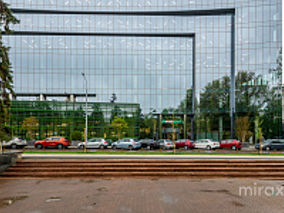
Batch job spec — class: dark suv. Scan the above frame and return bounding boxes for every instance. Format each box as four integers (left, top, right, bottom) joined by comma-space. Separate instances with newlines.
255, 139, 284, 151
138, 139, 158, 150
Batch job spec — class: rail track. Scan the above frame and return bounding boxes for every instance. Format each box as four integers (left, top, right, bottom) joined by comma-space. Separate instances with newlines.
1, 159, 284, 179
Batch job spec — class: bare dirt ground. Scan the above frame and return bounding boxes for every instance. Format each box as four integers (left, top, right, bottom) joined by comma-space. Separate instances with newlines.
0, 178, 284, 213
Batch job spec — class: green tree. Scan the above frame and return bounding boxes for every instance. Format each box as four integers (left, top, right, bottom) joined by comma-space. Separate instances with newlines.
71, 130, 82, 141
110, 93, 117, 103
73, 106, 85, 132
235, 116, 251, 142
0, 1, 20, 141
22, 116, 39, 140
177, 88, 197, 113
110, 105, 122, 122
111, 116, 128, 139
261, 49, 282, 138
89, 104, 105, 137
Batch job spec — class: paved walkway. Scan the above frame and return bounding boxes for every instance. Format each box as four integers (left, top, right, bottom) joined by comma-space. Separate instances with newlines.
0, 178, 284, 213
21, 153, 284, 160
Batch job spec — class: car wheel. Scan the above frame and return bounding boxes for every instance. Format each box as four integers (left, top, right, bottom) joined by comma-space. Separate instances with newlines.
231, 146, 236, 150
266, 146, 271, 151
79, 145, 84, 150
129, 145, 134, 150
11, 144, 17, 149
36, 144, 43, 149
57, 144, 63, 149
100, 145, 104, 150
206, 145, 211, 150
162, 146, 166, 150
112, 145, 117, 150
184, 146, 188, 150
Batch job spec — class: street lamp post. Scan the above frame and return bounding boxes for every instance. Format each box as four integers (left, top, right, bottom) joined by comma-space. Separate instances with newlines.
81, 72, 88, 153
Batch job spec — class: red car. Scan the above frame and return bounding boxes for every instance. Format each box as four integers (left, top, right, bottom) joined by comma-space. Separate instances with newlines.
175, 139, 195, 150
220, 139, 242, 150
34, 137, 70, 149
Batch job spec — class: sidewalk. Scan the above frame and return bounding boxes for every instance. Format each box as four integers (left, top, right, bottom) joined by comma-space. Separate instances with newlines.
21, 153, 284, 160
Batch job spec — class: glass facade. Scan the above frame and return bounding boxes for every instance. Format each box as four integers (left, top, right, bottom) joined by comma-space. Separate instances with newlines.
3, 0, 282, 140
10, 100, 140, 139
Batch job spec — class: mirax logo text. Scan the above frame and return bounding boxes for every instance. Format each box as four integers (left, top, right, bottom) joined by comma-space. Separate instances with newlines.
239, 182, 284, 197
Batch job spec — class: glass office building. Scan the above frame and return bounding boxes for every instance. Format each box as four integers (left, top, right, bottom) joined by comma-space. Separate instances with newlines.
3, 0, 282, 140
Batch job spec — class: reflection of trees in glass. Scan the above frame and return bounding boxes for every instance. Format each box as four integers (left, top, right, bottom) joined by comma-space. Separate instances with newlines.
124, 107, 142, 137
110, 105, 122, 122
139, 109, 158, 139
235, 116, 251, 142
73, 106, 85, 132
71, 130, 82, 141
236, 72, 269, 113
22, 116, 39, 140
110, 93, 117, 103
34, 101, 52, 138
177, 88, 196, 113
261, 49, 282, 138
198, 76, 231, 138
171, 48, 282, 140
89, 104, 105, 137
111, 116, 128, 139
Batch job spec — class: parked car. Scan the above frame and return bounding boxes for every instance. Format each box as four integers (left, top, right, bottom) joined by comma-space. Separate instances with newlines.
156, 139, 175, 150
2, 137, 27, 149
194, 139, 220, 150
77, 138, 108, 149
112, 138, 141, 150
34, 137, 70, 149
220, 139, 242, 150
138, 139, 158, 149
255, 139, 284, 151
175, 139, 195, 150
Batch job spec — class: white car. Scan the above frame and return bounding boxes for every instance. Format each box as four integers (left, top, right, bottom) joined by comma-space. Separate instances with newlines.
2, 137, 27, 149
194, 139, 220, 150
77, 138, 108, 149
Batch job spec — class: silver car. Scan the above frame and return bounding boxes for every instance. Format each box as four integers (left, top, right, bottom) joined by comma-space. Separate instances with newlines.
194, 139, 220, 150
157, 139, 175, 150
77, 138, 108, 149
2, 137, 27, 149
111, 138, 141, 150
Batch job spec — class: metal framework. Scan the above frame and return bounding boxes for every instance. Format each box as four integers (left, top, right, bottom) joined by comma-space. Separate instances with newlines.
8, 7, 236, 139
